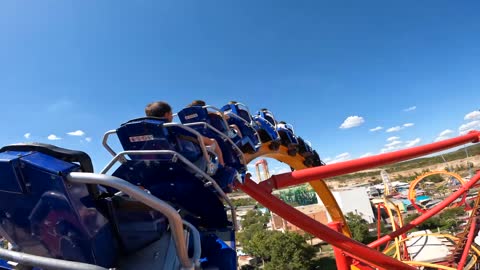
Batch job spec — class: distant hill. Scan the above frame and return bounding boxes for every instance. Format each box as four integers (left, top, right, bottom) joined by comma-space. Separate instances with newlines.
327, 143, 480, 182
382, 143, 480, 173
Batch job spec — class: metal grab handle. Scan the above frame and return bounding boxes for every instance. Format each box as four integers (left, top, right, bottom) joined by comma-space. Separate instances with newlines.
183, 220, 202, 269
184, 122, 247, 165
67, 172, 194, 270
203, 105, 232, 132
0, 247, 109, 270
163, 123, 211, 164
102, 130, 118, 158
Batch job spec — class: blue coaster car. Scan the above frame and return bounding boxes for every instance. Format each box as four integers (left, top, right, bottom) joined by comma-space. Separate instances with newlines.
275, 121, 299, 156
220, 102, 263, 151
252, 108, 281, 150
0, 142, 237, 270
177, 105, 257, 155
176, 107, 248, 175
296, 138, 325, 167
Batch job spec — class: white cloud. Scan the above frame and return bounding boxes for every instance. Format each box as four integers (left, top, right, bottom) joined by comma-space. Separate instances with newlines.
434, 129, 453, 141
380, 146, 396, 153
336, 152, 350, 159
369, 126, 383, 132
386, 126, 402, 133
459, 120, 480, 134
464, 110, 480, 120
339, 116, 365, 129
439, 129, 453, 137
85, 137, 92, 142
405, 138, 421, 148
327, 152, 351, 164
435, 136, 448, 142
47, 134, 62, 140
387, 136, 399, 141
24, 133, 31, 139
404, 106, 416, 112
385, 140, 402, 147
380, 139, 404, 153
360, 152, 373, 158
323, 157, 332, 163
67, 130, 85, 136
403, 123, 414, 127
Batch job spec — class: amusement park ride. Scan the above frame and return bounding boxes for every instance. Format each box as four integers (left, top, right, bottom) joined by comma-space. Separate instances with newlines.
0, 101, 479, 270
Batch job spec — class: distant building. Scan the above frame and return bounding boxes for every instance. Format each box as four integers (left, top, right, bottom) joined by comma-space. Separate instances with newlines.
271, 186, 375, 235
320, 186, 376, 223
270, 204, 329, 233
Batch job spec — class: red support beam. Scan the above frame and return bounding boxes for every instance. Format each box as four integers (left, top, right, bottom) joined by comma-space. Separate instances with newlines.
457, 217, 477, 270
376, 205, 382, 249
328, 222, 352, 270
255, 131, 479, 192
238, 178, 415, 270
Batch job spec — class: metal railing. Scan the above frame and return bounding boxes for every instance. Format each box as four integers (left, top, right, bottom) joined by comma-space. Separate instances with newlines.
0, 247, 110, 270
67, 172, 198, 270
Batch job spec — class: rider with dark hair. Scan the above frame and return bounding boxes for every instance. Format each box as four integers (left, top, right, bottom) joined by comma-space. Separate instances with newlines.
145, 101, 173, 122
188, 100, 206, 107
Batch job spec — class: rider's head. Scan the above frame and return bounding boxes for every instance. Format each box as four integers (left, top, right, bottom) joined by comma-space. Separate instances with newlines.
145, 101, 173, 122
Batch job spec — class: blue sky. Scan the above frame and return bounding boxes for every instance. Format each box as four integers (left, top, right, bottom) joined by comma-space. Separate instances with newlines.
0, 1, 479, 172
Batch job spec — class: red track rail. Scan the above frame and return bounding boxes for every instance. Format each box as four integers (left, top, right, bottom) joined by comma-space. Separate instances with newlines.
255, 130, 479, 192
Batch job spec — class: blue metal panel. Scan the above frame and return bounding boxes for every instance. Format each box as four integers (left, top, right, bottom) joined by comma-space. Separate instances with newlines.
220, 104, 260, 148
253, 115, 280, 142
178, 107, 231, 136
200, 233, 237, 270
0, 259, 11, 269
0, 153, 25, 194
102, 196, 168, 253
116, 118, 173, 159
167, 125, 204, 163
113, 160, 231, 229
178, 107, 210, 125
117, 118, 209, 164
0, 151, 117, 268
277, 127, 299, 145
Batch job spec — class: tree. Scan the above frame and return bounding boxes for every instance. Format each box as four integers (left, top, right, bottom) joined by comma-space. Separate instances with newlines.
241, 209, 270, 228
438, 207, 465, 232
345, 212, 370, 243
248, 230, 317, 270
231, 197, 257, 207
424, 174, 444, 183
403, 207, 465, 232
237, 209, 270, 250
238, 209, 318, 269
